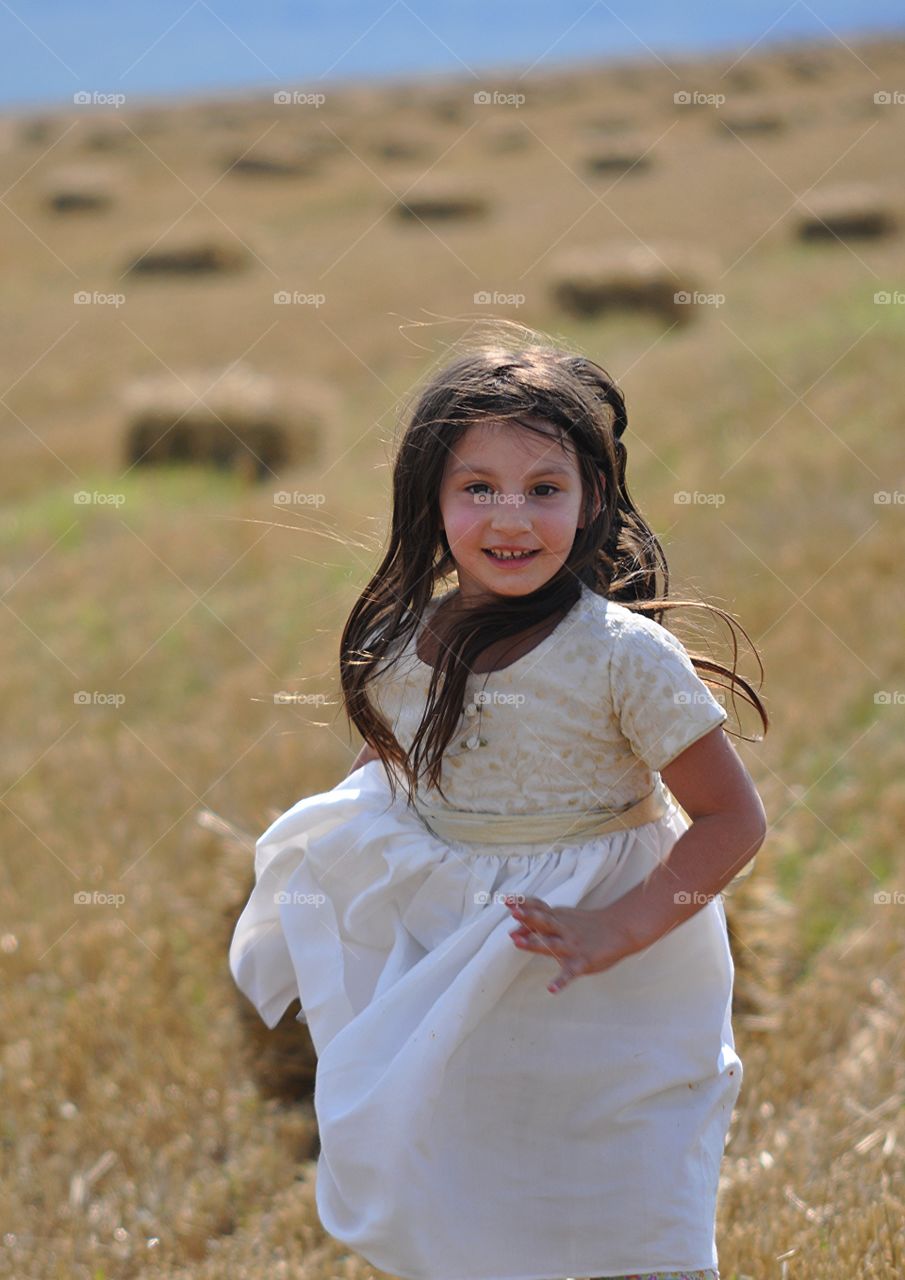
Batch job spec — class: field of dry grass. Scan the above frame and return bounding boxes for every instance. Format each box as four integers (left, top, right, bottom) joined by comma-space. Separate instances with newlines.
1, 28, 904, 1280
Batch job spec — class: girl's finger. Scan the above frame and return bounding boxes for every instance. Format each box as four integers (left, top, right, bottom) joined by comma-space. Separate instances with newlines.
513, 930, 564, 955
548, 958, 581, 993
511, 905, 556, 932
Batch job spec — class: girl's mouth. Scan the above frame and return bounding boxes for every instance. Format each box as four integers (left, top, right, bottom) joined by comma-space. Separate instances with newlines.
482, 548, 541, 566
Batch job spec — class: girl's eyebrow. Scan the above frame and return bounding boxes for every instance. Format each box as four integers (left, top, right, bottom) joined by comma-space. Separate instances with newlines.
449, 462, 573, 478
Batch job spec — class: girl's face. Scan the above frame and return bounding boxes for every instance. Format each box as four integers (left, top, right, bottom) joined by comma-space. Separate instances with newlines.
438, 417, 601, 605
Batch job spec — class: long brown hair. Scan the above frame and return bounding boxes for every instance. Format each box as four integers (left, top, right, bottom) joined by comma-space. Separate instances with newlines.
341, 324, 768, 807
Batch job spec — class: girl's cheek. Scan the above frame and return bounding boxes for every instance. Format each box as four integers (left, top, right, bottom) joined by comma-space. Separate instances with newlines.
443, 507, 481, 544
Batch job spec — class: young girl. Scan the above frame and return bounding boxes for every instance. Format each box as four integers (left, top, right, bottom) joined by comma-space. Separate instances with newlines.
229, 329, 769, 1280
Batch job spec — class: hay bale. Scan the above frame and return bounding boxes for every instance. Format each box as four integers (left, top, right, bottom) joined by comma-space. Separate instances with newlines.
214, 112, 248, 131
80, 124, 130, 152
385, 84, 422, 111
840, 90, 885, 120
783, 49, 833, 81
227, 874, 318, 1104
365, 129, 438, 162
392, 177, 489, 222
717, 106, 786, 136
211, 816, 320, 1105
233, 982, 319, 1106
723, 869, 791, 1025
723, 66, 761, 93
796, 183, 899, 242
18, 116, 55, 145
224, 141, 321, 177
427, 92, 466, 123
123, 232, 251, 276
582, 135, 653, 177
122, 365, 328, 480
610, 66, 646, 92
548, 242, 716, 324
43, 164, 116, 213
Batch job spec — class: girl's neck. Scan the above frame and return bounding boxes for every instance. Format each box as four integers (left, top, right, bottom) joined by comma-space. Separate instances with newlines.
418, 586, 571, 674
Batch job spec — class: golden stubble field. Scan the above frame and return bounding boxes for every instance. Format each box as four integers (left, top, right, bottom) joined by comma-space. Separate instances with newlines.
1, 28, 904, 1280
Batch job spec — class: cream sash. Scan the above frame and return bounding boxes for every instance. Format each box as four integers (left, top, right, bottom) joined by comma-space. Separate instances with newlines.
413, 778, 670, 847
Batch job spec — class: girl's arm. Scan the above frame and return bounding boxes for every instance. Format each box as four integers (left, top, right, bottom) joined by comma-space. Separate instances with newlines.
507, 726, 767, 988
604, 725, 767, 956
346, 741, 380, 777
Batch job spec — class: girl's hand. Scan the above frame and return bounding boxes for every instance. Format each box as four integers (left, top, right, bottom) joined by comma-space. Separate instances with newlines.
503, 895, 633, 994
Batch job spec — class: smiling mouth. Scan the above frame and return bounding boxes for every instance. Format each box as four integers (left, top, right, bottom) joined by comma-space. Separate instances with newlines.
483, 548, 541, 562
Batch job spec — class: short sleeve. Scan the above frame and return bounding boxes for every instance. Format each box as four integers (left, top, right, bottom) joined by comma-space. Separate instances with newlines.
368, 659, 403, 729
367, 634, 417, 732
609, 614, 728, 772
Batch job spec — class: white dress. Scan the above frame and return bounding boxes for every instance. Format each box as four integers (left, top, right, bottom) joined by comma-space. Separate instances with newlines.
229, 582, 742, 1280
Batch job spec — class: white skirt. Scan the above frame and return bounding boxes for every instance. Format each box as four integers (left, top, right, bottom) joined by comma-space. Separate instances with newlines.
229, 760, 743, 1280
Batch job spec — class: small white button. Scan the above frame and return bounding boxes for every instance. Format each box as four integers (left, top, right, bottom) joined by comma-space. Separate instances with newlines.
465, 735, 480, 749
464, 703, 477, 717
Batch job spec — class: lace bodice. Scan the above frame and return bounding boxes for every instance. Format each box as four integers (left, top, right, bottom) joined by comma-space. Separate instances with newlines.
369, 581, 728, 815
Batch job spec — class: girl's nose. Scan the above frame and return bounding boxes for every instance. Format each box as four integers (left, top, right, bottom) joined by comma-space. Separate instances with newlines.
489, 507, 531, 530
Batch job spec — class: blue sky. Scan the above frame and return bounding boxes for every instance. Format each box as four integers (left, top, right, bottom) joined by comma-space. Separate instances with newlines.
2, 1, 902, 111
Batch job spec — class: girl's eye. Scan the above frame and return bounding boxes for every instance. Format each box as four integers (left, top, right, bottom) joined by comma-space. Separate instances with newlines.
463, 483, 559, 496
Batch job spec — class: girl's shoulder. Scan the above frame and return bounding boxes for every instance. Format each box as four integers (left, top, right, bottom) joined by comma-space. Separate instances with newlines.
581, 587, 728, 771
579, 585, 686, 653
578, 587, 712, 696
